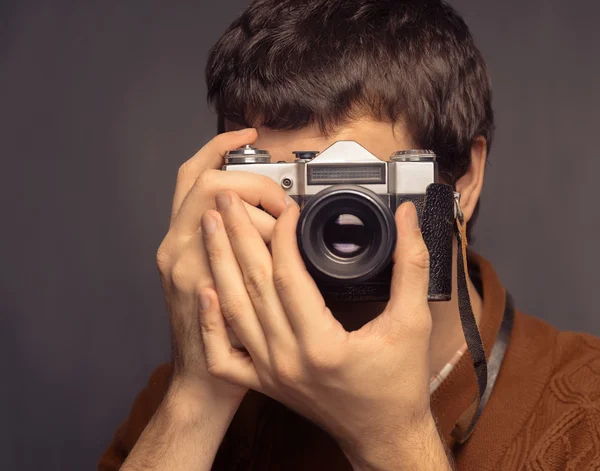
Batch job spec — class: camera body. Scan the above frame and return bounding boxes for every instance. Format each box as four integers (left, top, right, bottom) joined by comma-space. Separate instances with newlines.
223, 141, 456, 302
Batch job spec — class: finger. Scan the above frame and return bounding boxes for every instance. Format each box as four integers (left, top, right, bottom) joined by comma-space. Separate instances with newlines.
201, 210, 269, 364
245, 202, 277, 243
270, 202, 339, 341
161, 206, 274, 300
216, 191, 295, 345
170, 128, 258, 226
198, 288, 262, 390
172, 170, 288, 236
384, 202, 432, 323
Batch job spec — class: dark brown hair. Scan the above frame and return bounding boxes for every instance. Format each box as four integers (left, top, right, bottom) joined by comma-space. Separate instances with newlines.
206, 0, 494, 239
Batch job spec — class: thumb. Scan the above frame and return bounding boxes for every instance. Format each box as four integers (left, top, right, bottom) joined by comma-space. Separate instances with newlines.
386, 202, 431, 315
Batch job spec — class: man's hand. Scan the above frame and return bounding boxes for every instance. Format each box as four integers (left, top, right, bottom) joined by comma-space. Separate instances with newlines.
199, 192, 452, 470
156, 128, 288, 401
122, 129, 290, 471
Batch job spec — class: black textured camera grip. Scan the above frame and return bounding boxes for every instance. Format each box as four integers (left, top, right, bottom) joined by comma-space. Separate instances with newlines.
420, 184, 455, 301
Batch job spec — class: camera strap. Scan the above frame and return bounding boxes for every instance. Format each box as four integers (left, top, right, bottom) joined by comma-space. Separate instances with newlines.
450, 202, 515, 444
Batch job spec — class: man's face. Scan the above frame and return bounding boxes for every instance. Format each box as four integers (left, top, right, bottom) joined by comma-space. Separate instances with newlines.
224, 117, 417, 330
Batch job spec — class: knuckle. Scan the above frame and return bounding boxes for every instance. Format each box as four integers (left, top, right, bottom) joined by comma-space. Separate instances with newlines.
409, 243, 430, 271
194, 169, 217, 192
257, 173, 283, 191
272, 267, 293, 294
176, 162, 192, 181
271, 221, 284, 241
205, 358, 227, 379
170, 259, 193, 292
304, 344, 341, 372
156, 241, 172, 272
204, 243, 223, 265
272, 358, 301, 386
224, 217, 245, 239
411, 314, 433, 335
243, 264, 272, 297
198, 317, 219, 335
211, 133, 229, 149
218, 295, 246, 321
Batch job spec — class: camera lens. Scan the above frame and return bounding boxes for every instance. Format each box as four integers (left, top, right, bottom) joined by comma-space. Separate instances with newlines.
297, 185, 396, 284
322, 214, 368, 258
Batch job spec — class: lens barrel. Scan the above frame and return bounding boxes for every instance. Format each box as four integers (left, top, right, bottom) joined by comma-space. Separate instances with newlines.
297, 185, 396, 284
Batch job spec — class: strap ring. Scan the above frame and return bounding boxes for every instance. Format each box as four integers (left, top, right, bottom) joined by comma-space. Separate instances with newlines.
453, 191, 464, 224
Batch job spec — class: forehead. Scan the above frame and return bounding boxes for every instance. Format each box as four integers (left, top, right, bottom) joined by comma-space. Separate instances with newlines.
224, 118, 415, 162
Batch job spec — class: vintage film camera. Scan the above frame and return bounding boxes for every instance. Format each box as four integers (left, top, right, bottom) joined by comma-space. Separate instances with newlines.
223, 141, 456, 302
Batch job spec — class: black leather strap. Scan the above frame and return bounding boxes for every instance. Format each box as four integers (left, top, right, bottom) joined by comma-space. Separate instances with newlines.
465, 291, 514, 437
450, 212, 515, 443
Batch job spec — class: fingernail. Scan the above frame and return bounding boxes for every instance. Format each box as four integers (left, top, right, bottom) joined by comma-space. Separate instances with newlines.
285, 195, 296, 207
199, 291, 211, 311
405, 203, 420, 232
215, 192, 231, 211
233, 127, 255, 135
201, 213, 217, 234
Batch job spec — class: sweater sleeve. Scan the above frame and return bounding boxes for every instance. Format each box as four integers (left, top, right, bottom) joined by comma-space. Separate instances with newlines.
97, 364, 173, 471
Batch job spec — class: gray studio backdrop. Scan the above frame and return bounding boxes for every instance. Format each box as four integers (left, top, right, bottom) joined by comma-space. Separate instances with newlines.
1, 1, 599, 469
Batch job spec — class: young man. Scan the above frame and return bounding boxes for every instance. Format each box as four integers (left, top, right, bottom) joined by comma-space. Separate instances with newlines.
99, 1, 600, 469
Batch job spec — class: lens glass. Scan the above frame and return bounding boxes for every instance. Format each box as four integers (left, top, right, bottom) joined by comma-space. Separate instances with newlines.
322, 213, 369, 258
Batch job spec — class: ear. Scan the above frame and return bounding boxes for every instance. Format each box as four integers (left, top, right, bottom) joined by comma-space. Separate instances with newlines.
455, 136, 487, 224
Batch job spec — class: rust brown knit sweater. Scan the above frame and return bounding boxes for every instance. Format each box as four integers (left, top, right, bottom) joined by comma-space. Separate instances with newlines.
98, 255, 600, 470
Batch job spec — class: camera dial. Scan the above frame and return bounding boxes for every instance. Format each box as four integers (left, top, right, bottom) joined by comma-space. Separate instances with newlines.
225, 145, 271, 164
293, 151, 319, 162
390, 150, 436, 162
